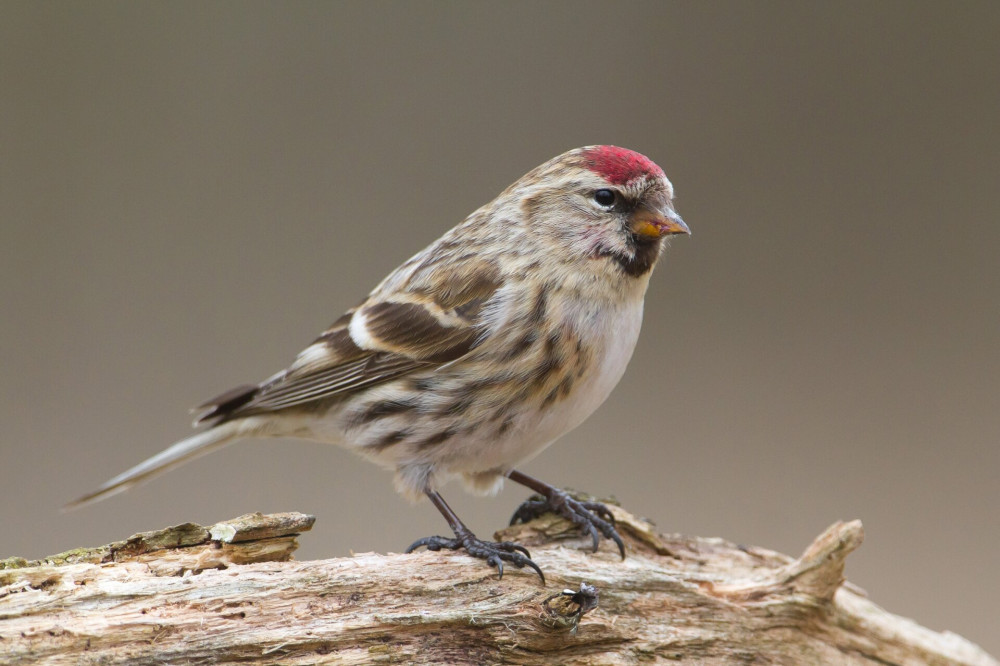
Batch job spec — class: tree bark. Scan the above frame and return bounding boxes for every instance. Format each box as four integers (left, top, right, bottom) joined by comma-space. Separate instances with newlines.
1, 507, 994, 665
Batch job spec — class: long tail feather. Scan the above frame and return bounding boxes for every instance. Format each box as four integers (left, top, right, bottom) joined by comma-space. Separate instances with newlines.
64, 421, 244, 511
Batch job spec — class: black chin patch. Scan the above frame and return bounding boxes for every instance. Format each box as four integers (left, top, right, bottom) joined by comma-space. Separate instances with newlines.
599, 236, 662, 278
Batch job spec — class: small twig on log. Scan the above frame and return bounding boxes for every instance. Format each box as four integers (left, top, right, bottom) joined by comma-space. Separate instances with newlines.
0, 508, 994, 665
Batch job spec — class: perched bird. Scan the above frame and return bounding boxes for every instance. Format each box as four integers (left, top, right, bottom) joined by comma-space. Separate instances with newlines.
68, 145, 689, 583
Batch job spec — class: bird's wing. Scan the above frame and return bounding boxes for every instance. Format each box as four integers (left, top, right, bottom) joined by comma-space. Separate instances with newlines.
194, 255, 502, 424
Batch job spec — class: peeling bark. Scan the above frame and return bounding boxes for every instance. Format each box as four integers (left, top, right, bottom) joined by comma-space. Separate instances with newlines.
0, 508, 994, 665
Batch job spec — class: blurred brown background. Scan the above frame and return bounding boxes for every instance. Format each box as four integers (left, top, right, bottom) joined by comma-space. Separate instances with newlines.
2, 1, 998, 655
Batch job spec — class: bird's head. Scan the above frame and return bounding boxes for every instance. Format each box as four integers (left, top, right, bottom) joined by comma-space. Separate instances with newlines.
511, 145, 689, 280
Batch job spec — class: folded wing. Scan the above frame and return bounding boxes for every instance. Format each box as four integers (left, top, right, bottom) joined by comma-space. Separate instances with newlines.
195, 257, 502, 425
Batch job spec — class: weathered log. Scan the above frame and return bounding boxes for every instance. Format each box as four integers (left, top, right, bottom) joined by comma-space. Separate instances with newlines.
1, 507, 994, 665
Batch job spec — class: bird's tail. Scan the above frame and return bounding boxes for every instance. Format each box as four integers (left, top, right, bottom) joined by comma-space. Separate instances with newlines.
64, 420, 247, 511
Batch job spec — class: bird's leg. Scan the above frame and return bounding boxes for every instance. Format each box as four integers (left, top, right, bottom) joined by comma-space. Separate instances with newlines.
507, 469, 626, 559
406, 489, 545, 584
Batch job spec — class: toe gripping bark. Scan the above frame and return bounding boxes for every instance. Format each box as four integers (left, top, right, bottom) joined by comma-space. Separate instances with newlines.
507, 470, 626, 559
406, 527, 544, 583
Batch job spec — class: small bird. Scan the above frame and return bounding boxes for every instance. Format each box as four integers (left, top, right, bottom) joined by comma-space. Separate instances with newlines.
68, 146, 689, 582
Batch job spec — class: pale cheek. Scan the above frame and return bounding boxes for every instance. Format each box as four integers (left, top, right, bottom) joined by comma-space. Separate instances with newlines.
576, 225, 619, 256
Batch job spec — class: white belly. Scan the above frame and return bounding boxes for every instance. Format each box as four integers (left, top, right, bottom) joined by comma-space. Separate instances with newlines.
489, 297, 645, 469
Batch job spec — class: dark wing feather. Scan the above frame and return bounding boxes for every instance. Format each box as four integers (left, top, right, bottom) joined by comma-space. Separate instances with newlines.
243, 352, 427, 413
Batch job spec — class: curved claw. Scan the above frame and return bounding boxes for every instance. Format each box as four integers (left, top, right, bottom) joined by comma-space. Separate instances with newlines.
488, 554, 504, 579
611, 531, 626, 560
579, 510, 624, 559
585, 512, 625, 560
520, 556, 546, 585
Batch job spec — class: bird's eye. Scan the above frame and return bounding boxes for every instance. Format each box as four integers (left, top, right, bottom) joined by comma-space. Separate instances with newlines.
593, 189, 617, 207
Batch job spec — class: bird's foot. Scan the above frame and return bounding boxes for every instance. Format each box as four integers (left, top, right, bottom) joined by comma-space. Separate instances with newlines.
510, 489, 626, 559
406, 527, 545, 584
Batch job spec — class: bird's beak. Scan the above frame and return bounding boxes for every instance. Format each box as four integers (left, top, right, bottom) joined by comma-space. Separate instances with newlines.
630, 208, 690, 239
